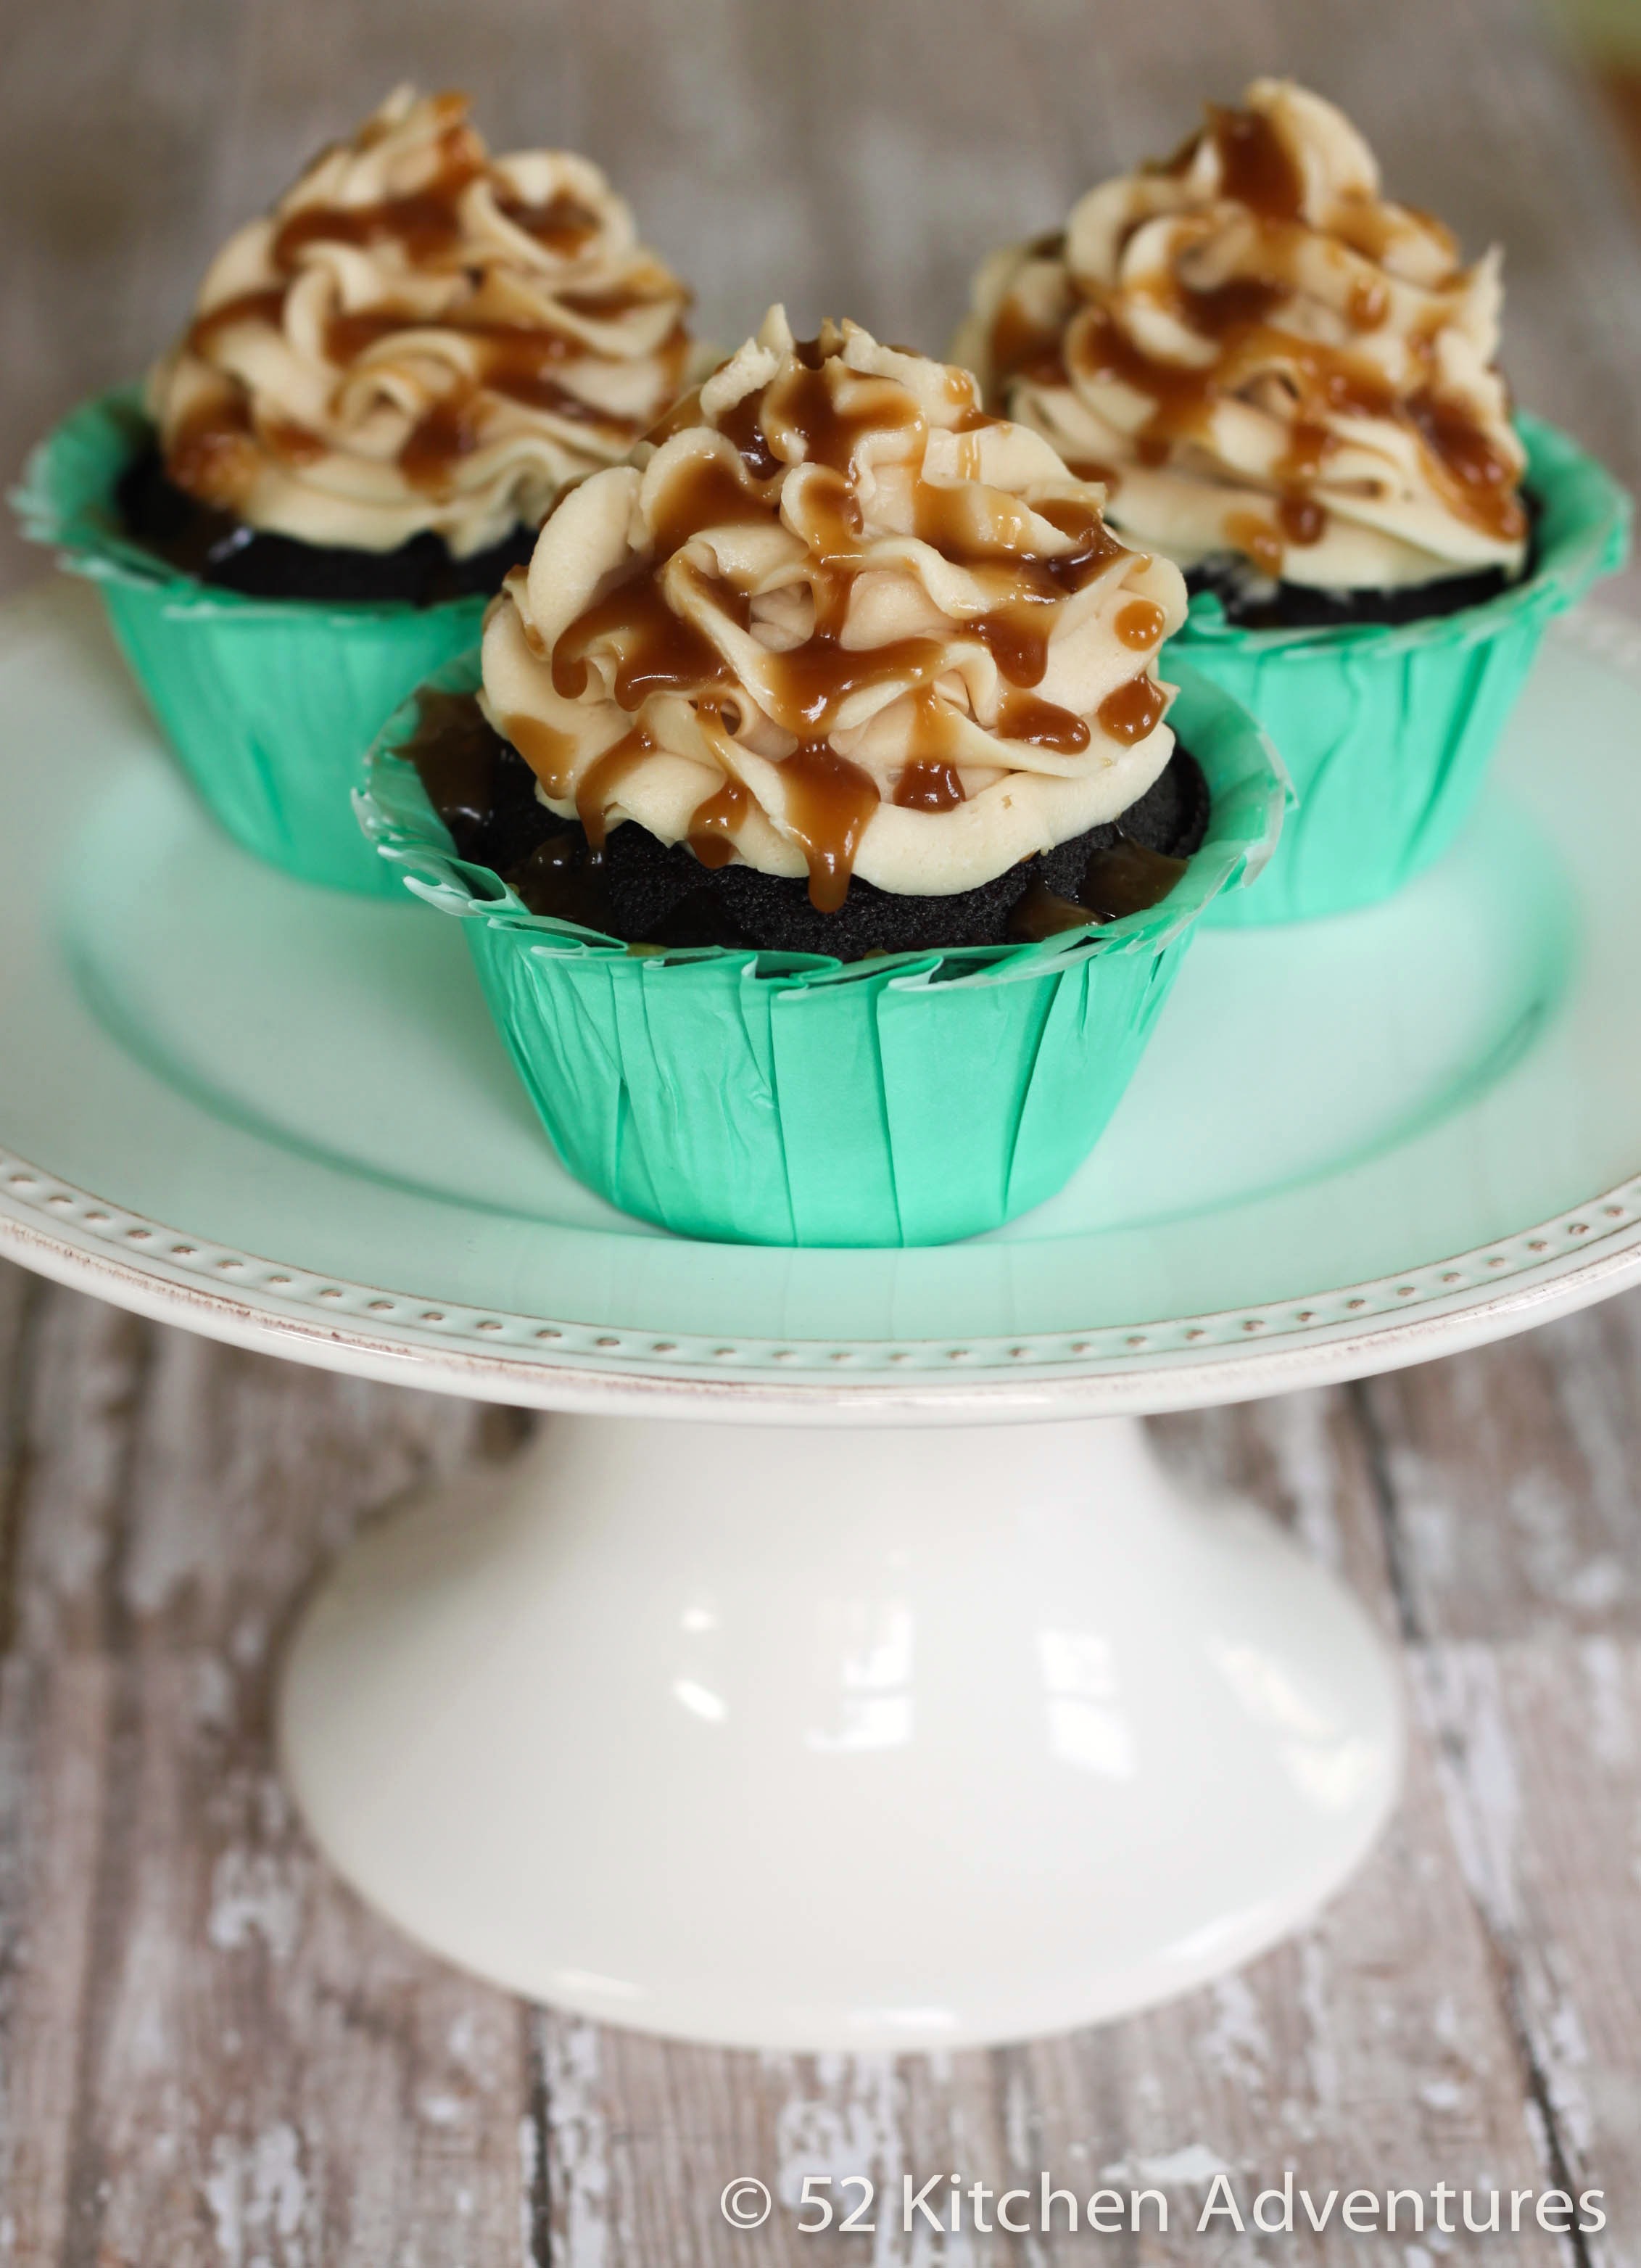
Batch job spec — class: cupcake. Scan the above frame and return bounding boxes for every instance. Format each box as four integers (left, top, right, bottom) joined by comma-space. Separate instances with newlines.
360, 311, 1287, 1245
17, 87, 693, 892
958, 80, 1627, 923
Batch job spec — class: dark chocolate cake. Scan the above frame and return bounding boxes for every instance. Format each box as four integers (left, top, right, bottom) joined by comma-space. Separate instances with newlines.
403, 693, 1210, 960
1185, 495, 1541, 632
117, 439, 534, 606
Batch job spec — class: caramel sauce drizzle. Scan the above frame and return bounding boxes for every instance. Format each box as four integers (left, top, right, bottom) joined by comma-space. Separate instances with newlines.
1204, 102, 1304, 220
1010, 838, 1189, 940
404, 686, 504, 836
502, 710, 576, 798
687, 775, 751, 867
533, 334, 1161, 910
575, 727, 656, 849
1224, 511, 1286, 578
1097, 673, 1169, 746
778, 743, 882, 913
893, 761, 967, 812
992, 97, 1526, 567
996, 692, 1090, 753
173, 100, 687, 504
1115, 598, 1165, 649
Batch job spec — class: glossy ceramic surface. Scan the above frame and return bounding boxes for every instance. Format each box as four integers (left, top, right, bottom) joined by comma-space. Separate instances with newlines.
2, 580, 1640, 1415
280, 1411, 1402, 2049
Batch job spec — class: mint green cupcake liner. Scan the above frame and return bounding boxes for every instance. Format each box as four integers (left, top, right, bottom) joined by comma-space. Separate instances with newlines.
1178, 413, 1629, 927
13, 389, 492, 896
356, 657, 1288, 1248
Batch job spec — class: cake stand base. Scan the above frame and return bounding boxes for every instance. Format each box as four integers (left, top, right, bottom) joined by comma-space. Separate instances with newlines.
278, 1412, 1402, 2050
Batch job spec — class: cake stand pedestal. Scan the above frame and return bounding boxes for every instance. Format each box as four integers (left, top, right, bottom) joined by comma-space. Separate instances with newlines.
278, 1410, 1397, 2050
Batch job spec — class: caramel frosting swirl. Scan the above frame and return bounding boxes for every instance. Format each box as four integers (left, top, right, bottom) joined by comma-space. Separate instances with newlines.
148, 88, 692, 558
957, 80, 1528, 592
480, 309, 1187, 908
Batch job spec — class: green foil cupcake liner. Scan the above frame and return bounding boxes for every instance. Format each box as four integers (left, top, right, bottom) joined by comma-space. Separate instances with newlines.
1178, 414, 1629, 927
356, 656, 1289, 1248
13, 389, 492, 896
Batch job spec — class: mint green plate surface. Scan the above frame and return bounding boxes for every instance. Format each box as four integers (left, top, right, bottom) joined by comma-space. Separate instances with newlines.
2, 582, 1640, 1414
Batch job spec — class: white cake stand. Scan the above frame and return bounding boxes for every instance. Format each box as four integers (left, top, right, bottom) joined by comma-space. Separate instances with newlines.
4, 581, 1641, 2050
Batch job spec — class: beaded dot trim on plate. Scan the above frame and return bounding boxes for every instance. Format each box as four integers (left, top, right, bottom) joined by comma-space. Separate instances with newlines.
1, 1145, 1639, 1383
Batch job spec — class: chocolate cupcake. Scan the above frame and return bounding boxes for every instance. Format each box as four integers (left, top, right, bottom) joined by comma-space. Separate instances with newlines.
360, 313, 1289, 1245
18, 87, 694, 891
957, 81, 1626, 920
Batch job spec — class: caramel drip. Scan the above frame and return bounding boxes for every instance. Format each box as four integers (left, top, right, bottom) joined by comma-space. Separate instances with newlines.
969, 603, 1049, 686
261, 417, 325, 466
763, 358, 922, 475
759, 632, 949, 738
1097, 674, 1168, 745
1205, 102, 1304, 220
1276, 493, 1327, 546
1009, 883, 1096, 941
777, 742, 881, 912
188, 288, 289, 355
998, 692, 1090, 752
505, 831, 616, 928
406, 692, 616, 928
575, 725, 655, 849
893, 760, 966, 812
1407, 388, 1524, 534
1009, 836, 1189, 940
946, 367, 992, 430
649, 455, 772, 554
687, 776, 751, 867
495, 190, 603, 253
1278, 415, 1336, 490
1178, 276, 1286, 339
165, 397, 259, 508
400, 395, 481, 490
893, 686, 972, 805
1348, 276, 1390, 331
270, 176, 479, 271
503, 709, 576, 796
553, 572, 732, 707
403, 688, 503, 838
555, 281, 652, 319
956, 506, 1125, 689
1115, 598, 1165, 650
1082, 838, 1189, 918
717, 387, 780, 479
1225, 511, 1286, 577
324, 307, 422, 361
1036, 496, 1129, 580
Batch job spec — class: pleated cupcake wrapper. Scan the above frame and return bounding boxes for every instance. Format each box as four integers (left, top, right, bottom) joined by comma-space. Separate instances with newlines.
12, 388, 490, 896
1178, 413, 1630, 926
356, 654, 1289, 1248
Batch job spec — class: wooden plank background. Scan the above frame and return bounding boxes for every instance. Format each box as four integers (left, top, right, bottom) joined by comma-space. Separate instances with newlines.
4, 0, 1641, 2258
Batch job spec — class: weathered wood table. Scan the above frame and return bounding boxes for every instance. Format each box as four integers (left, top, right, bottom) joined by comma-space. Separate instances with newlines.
4, 1, 1640, 2258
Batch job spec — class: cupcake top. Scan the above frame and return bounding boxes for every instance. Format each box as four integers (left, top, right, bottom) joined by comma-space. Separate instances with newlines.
481, 308, 1187, 909
147, 88, 693, 558
957, 80, 1528, 593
